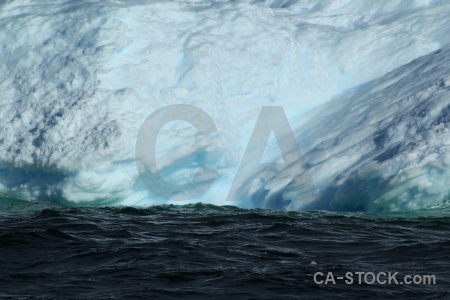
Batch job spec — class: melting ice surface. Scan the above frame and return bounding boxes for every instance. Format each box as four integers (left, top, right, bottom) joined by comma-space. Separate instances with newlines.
1, 0, 450, 211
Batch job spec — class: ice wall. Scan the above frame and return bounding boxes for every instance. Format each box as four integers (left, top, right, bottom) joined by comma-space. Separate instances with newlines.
1, 0, 450, 208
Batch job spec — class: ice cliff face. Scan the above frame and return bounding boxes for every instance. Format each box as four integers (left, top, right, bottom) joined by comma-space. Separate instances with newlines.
1, 0, 450, 210
262, 45, 450, 212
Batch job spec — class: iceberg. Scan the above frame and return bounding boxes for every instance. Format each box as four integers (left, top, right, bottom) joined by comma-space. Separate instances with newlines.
1, 0, 450, 210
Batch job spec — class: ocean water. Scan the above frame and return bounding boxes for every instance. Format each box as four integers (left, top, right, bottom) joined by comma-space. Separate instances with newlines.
1, 197, 449, 299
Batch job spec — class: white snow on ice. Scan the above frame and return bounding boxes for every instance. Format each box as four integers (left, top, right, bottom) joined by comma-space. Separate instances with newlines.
1, 0, 450, 210
260, 45, 450, 212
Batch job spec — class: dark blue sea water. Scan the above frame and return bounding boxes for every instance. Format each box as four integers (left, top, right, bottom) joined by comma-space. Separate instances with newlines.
0, 197, 449, 299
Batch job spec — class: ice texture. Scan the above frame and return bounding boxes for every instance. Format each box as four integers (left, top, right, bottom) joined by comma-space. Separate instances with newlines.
1, 0, 450, 210
257, 45, 450, 212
